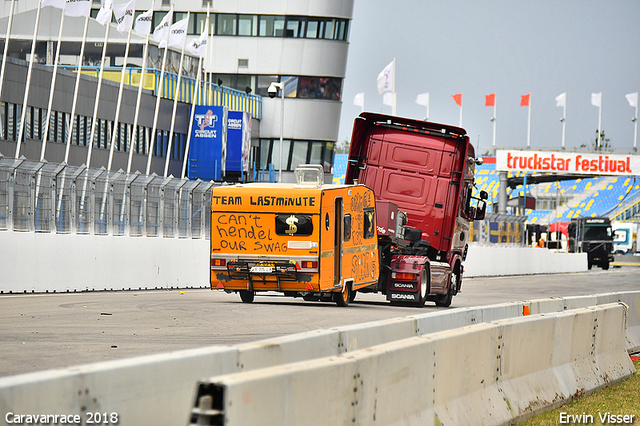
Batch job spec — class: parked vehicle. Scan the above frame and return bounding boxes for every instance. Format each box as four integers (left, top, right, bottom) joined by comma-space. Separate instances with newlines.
612, 221, 639, 255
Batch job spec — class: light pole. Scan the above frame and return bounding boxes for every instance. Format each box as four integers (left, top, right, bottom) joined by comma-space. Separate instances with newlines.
268, 81, 285, 182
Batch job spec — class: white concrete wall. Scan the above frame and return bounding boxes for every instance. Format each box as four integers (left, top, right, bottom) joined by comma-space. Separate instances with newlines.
0, 232, 209, 293
0, 232, 589, 293
464, 243, 588, 277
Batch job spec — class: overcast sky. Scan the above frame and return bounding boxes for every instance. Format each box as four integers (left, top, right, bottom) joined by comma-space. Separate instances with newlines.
338, 0, 640, 155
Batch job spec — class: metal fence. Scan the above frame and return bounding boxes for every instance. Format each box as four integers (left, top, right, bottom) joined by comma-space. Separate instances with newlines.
0, 155, 213, 238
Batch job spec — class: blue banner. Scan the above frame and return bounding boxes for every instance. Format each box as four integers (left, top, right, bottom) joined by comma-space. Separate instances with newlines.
187, 106, 227, 181
226, 111, 251, 173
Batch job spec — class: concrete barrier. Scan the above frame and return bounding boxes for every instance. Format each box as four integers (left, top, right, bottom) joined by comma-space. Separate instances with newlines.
1, 293, 638, 426
0, 232, 209, 293
464, 244, 587, 277
0, 233, 590, 293
189, 304, 635, 426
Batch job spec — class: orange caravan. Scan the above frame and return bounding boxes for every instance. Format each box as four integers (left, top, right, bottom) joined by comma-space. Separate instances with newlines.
210, 165, 379, 306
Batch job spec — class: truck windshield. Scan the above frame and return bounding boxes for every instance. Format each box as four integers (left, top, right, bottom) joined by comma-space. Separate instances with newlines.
583, 225, 612, 240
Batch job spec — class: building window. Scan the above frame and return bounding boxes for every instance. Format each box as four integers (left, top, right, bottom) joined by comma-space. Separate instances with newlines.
217, 14, 236, 35
238, 15, 258, 36
259, 15, 285, 37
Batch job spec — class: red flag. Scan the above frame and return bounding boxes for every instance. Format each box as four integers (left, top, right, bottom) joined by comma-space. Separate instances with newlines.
485, 94, 495, 107
452, 93, 462, 107
520, 93, 530, 107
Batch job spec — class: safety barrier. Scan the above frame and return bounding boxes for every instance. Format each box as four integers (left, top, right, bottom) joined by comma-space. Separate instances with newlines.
189, 304, 634, 425
0, 292, 638, 426
464, 244, 587, 277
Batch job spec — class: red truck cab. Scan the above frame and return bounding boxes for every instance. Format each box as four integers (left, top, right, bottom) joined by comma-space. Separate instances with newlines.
346, 113, 486, 307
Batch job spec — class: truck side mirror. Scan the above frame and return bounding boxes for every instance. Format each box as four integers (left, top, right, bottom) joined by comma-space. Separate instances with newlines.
474, 200, 487, 221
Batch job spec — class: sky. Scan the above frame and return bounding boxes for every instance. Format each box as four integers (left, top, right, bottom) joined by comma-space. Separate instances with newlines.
338, 0, 640, 155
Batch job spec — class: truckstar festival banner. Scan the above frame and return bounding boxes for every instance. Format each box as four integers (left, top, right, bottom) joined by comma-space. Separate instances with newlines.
496, 149, 640, 176
188, 106, 227, 181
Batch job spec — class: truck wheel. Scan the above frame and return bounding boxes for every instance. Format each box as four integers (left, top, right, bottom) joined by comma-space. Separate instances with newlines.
417, 270, 428, 307
239, 290, 255, 303
334, 284, 351, 307
602, 261, 609, 270
349, 290, 357, 303
435, 272, 456, 308
587, 263, 593, 270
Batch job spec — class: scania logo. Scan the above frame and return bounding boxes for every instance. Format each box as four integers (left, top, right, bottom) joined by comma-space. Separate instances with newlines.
394, 283, 414, 289
391, 293, 416, 300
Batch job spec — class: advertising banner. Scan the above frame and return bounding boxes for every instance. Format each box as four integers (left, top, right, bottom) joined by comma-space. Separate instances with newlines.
187, 106, 227, 181
226, 111, 251, 173
496, 149, 640, 176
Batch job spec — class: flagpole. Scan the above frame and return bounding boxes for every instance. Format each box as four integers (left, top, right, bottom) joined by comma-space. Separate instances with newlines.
146, 7, 173, 175
164, 12, 190, 178
182, 8, 209, 180
86, 17, 112, 170
108, 19, 134, 172
526, 94, 531, 148
426, 94, 429, 121
633, 92, 638, 153
561, 99, 566, 150
128, 7, 152, 174
0, 0, 16, 139
596, 92, 602, 150
40, 9, 66, 160
391, 57, 396, 116
492, 100, 497, 150
15, 0, 43, 159
459, 95, 463, 128
63, 16, 90, 164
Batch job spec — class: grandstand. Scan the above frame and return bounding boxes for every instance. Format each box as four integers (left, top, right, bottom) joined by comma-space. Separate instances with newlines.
332, 154, 640, 225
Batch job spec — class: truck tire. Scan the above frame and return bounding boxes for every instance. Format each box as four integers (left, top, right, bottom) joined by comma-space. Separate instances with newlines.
334, 284, 352, 307
602, 261, 609, 270
435, 271, 457, 308
417, 269, 428, 307
239, 290, 255, 303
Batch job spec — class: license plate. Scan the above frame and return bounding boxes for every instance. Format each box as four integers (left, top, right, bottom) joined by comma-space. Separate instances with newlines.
250, 266, 273, 273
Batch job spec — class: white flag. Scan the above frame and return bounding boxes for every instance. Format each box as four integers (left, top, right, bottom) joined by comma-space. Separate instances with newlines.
113, 0, 135, 34
95, 0, 113, 26
555, 92, 566, 108
626, 92, 638, 108
377, 60, 394, 95
64, 0, 91, 17
41, 0, 65, 9
134, 8, 153, 35
152, 11, 173, 43
187, 30, 207, 58
165, 17, 188, 48
353, 92, 364, 109
591, 92, 602, 107
416, 92, 429, 107
382, 92, 393, 107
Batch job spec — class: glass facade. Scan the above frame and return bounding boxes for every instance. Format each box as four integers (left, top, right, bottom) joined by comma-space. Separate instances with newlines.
254, 139, 335, 173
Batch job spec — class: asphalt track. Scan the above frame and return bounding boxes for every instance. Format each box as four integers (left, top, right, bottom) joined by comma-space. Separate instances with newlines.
1, 264, 639, 377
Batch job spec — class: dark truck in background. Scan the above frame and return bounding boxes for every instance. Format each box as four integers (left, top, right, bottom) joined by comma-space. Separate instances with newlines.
568, 217, 614, 270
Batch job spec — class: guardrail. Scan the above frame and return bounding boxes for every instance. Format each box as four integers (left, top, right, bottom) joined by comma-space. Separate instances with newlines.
0, 292, 637, 426
0, 157, 213, 237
